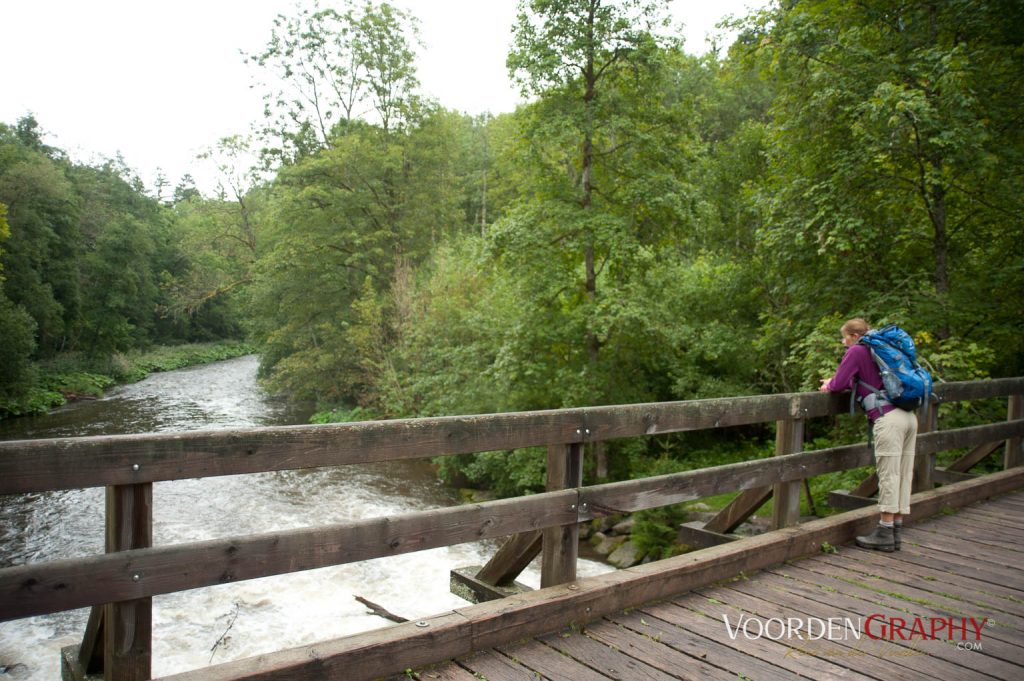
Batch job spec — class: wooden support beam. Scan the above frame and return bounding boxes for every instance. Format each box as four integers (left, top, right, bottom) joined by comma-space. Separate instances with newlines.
450, 567, 533, 604
676, 521, 738, 550
914, 404, 938, 492
702, 487, 772, 534
773, 417, 804, 529
849, 471, 879, 499
474, 531, 542, 587
703, 416, 805, 534
541, 442, 582, 588
946, 441, 1002, 473
104, 483, 152, 681
1008, 395, 1023, 469
932, 468, 978, 485
152, 468, 1024, 681
828, 490, 877, 511
80, 606, 105, 673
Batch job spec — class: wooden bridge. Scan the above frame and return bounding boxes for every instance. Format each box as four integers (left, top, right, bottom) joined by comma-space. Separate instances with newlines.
0, 378, 1021, 680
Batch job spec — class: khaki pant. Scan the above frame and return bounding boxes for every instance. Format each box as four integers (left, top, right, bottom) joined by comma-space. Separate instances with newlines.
873, 408, 919, 515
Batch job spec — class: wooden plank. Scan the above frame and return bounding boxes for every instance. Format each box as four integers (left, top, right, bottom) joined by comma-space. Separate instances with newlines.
808, 550, 1024, 624
936, 377, 1024, 402
1007, 394, 1023, 469
762, 562, 1024, 673
0, 490, 576, 622
635, 602, 808, 681
772, 417, 804, 529
539, 627, 679, 680
730, 570, 1007, 681
585, 442, 870, 520
456, 649, 540, 680
0, 410, 583, 495
984, 495, 1024, 511
541, 442, 582, 588
1, 382, 1020, 496
608, 609, 806, 681
149, 468, 1024, 681
494, 637, 609, 681
954, 505, 1024, 531
692, 416, 804, 535
105, 484, 152, 681
897, 539, 1024, 588
405, 661, 480, 681
687, 591, 914, 681
583, 616, 742, 681
474, 531, 542, 586
697, 580, 975, 681
581, 421, 1024, 517
688, 585, 929, 679
916, 419, 1024, 456
911, 515, 1024, 553
906, 521, 1024, 557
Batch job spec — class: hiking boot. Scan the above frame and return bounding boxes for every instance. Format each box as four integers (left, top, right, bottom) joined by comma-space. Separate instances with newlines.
856, 524, 895, 552
893, 521, 902, 551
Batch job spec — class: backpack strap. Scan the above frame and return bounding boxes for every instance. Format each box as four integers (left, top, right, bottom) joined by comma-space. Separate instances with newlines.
852, 379, 892, 417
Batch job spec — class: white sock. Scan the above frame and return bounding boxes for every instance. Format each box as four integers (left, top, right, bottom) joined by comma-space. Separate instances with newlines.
879, 520, 894, 528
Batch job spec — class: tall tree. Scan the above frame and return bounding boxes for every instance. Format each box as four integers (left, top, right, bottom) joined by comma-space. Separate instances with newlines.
741, 0, 1024, 382
507, 0, 674, 367
247, 0, 421, 161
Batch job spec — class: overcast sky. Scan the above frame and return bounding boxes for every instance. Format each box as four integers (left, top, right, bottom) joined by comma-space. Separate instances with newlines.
1, 0, 767, 193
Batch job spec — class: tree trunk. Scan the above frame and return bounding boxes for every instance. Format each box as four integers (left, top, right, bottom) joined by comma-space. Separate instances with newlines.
582, 2, 604, 477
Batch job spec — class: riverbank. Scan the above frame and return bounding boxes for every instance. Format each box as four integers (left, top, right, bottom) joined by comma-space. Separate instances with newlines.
0, 340, 255, 419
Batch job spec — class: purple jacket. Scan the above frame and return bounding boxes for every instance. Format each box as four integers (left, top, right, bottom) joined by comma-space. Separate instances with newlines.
825, 344, 895, 422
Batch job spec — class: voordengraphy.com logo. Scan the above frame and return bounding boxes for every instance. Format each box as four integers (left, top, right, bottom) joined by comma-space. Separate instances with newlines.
722, 614, 988, 643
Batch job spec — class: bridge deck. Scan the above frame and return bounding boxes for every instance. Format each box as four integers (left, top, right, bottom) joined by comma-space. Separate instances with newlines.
410, 491, 1024, 681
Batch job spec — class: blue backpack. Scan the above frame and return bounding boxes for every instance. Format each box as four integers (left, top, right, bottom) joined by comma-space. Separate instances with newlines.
857, 325, 935, 415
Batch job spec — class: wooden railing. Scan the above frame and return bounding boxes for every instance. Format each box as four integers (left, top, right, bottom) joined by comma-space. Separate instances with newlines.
0, 378, 1021, 680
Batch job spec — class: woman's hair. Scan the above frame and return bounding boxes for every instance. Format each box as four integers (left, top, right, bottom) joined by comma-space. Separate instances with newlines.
841, 318, 871, 337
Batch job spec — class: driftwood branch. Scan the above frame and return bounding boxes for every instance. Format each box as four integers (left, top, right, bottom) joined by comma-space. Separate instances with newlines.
355, 596, 408, 623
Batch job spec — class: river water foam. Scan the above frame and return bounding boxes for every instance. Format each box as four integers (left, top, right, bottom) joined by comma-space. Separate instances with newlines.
0, 356, 611, 679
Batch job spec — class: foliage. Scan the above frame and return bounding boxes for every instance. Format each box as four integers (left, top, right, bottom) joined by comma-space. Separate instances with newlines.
1, 341, 253, 418
245, 0, 421, 163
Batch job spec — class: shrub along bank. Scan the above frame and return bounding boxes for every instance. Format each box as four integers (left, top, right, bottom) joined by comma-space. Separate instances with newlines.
0, 341, 254, 419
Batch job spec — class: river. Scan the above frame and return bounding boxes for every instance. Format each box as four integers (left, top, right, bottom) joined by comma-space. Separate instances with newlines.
0, 355, 610, 679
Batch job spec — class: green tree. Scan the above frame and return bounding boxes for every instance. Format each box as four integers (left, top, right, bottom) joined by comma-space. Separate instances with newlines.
0, 120, 80, 354
741, 0, 1024, 384
247, 0, 421, 161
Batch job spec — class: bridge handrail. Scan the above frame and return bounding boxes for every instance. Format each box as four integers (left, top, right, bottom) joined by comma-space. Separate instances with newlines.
1, 378, 1021, 681
1, 378, 1020, 495
1, 419, 1020, 622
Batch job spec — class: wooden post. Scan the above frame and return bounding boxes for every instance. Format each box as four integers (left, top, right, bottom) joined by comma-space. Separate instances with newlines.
1007, 395, 1023, 469
541, 441, 582, 588
913, 405, 938, 493
104, 483, 153, 681
772, 417, 804, 529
